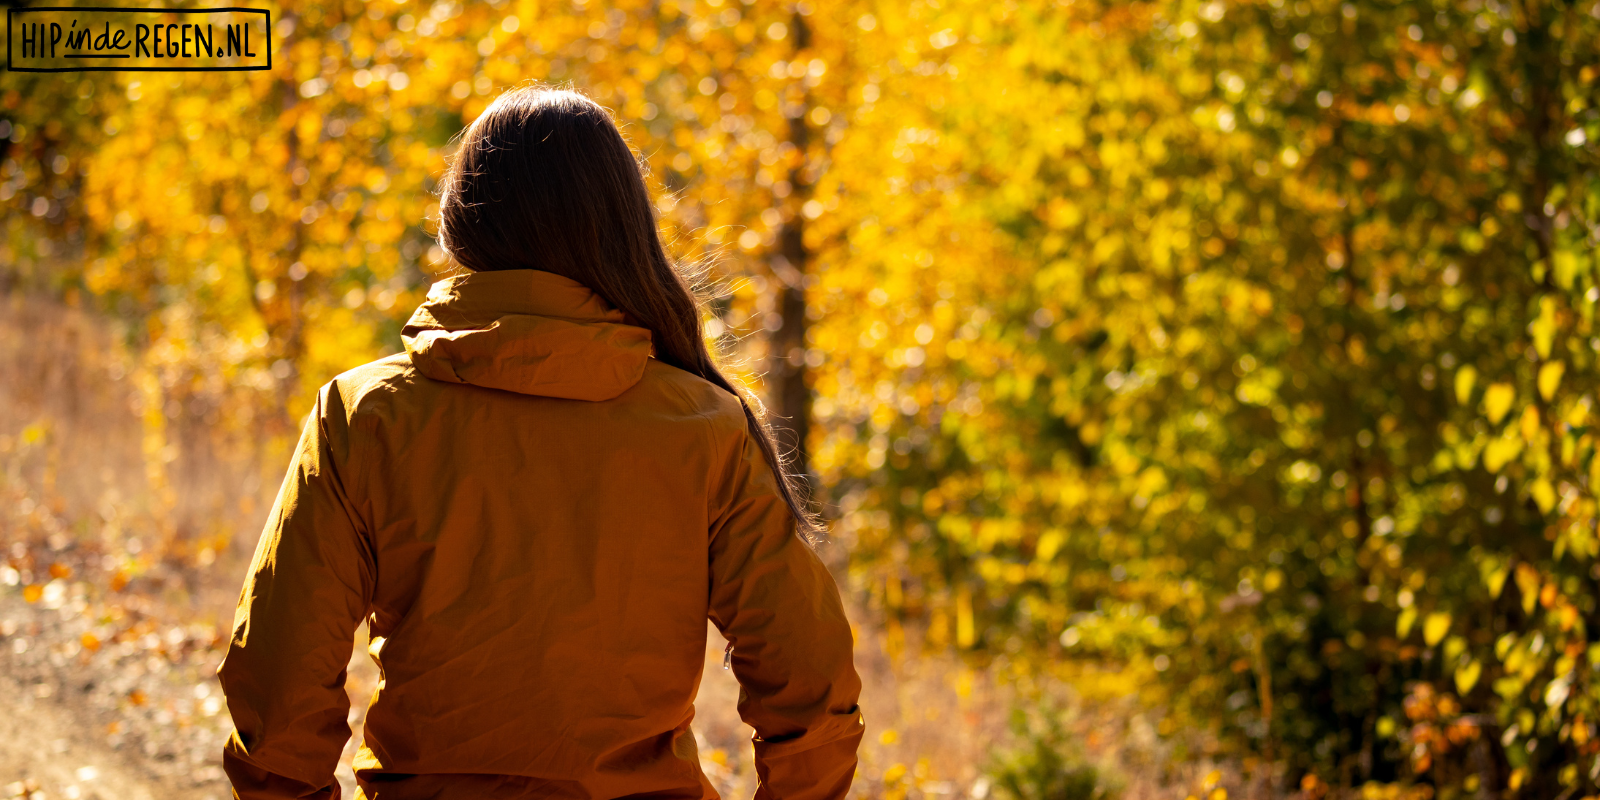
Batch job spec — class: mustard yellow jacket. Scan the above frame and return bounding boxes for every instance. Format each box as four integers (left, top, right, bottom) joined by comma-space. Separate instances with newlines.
218, 269, 864, 800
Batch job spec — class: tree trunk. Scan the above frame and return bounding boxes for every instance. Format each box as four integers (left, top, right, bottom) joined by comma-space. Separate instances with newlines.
767, 7, 813, 485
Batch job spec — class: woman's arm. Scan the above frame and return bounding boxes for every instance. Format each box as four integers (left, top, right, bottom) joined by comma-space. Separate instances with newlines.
217, 382, 375, 800
707, 426, 865, 800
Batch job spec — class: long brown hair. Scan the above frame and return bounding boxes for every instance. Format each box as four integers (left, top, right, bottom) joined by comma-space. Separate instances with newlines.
436, 86, 820, 540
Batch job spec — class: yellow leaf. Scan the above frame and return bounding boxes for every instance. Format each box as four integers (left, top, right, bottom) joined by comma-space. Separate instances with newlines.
1521, 405, 1541, 443
1516, 565, 1541, 615
1531, 297, 1557, 359
1486, 564, 1510, 598
1531, 479, 1557, 514
955, 585, 975, 648
1567, 401, 1591, 427
1538, 361, 1565, 400
1552, 250, 1579, 288
1483, 437, 1522, 472
1509, 767, 1527, 791
1484, 382, 1515, 424
1036, 530, 1064, 562
20, 422, 47, 445
1263, 569, 1284, 592
1454, 365, 1477, 405
1456, 659, 1482, 694
1397, 606, 1418, 638
1424, 612, 1452, 646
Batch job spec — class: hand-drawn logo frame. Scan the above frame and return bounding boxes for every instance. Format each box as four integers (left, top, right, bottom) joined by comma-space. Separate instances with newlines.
6, 6, 271, 73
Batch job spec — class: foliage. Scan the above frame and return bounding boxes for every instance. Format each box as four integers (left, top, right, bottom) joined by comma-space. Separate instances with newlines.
1, 0, 864, 419
985, 705, 1118, 800
5, 0, 1600, 794
818, 0, 1600, 793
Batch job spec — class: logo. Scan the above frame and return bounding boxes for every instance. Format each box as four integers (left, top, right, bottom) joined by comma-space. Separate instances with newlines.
7, 6, 271, 72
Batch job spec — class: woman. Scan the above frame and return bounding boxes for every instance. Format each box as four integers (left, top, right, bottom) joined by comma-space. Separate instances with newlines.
217, 87, 863, 800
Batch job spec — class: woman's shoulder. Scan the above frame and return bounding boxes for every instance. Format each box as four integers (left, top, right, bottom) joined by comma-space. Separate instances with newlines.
635, 359, 749, 432
318, 353, 421, 423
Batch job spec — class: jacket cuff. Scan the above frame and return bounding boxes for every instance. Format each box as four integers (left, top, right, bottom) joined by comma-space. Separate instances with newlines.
752, 720, 864, 800
751, 704, 865, 759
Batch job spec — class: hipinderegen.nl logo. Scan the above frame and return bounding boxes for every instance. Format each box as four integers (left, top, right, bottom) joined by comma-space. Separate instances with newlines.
6, 6, 270, 72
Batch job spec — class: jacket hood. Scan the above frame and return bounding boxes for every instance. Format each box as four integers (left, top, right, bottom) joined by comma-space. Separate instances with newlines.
401, 269, 653, 401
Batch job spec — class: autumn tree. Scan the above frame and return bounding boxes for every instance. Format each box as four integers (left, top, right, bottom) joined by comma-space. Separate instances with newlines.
7, 0, 1600, 791
820, 0, 1600, 792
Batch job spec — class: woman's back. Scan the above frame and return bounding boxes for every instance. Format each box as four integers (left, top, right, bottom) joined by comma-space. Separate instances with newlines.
217, 90, 863, 800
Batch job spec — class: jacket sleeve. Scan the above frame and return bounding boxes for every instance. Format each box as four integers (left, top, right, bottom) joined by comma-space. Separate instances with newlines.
707, 425, 864, 800
217, 383, 374, 800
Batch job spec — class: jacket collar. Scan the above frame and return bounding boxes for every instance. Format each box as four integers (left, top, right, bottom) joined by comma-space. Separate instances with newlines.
401, 269, 653, 402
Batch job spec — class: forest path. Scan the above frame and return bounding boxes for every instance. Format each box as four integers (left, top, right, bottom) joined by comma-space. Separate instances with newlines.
0, 581, 753, 800
0, 610, 223, 800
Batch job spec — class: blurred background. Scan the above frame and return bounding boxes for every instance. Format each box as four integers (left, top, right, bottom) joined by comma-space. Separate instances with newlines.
1, 0, 1598, 797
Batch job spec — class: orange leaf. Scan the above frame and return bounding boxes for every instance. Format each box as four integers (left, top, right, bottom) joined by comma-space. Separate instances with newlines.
128, 689, 147, 706
81, 633, 101, 652
1413, 751, 1432, 774
48, 562, 71, 579
22, 584, 42, 603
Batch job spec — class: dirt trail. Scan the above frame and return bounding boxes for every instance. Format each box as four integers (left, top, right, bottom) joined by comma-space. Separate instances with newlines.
0, 576, 755, 800
0, 585, 231, 800
0, 672, 217, 800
